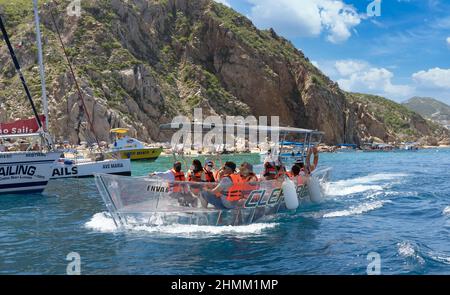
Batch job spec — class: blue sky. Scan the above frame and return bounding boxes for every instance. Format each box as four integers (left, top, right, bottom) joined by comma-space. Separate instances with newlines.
215, 0, 450, 104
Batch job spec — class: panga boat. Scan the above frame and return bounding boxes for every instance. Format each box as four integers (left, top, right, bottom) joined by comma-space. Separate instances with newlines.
95, 124, 330, 228
108, 128, 163, 160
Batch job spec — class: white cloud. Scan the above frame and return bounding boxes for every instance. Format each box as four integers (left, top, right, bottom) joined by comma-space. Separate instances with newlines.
334, 60, 414, 98
335, 60, 369, 76
214, 0, 231, 7
447, 37, 450, 46
246, 0, 362, 43
412, 68, 450, 89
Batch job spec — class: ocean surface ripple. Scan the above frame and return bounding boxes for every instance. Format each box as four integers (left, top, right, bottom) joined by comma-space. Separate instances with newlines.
1, 150, 450, 274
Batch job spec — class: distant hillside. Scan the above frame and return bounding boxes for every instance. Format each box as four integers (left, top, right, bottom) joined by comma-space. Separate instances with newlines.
403, 97, 450, 123
346, 93, 449, 145
0, 0, 449, 146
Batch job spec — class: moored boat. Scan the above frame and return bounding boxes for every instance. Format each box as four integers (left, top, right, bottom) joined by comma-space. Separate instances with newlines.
0, 134, 60, 194
51, 157, 131, 179
108, 128, 163, 160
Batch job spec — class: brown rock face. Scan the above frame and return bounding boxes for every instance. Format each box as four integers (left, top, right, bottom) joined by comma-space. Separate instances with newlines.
0, 0, 447, 145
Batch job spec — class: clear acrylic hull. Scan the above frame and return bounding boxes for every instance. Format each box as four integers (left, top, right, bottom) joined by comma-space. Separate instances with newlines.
94, 173, 326, 228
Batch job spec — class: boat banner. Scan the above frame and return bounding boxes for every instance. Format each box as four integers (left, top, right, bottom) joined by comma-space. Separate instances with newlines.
0, 115, 46, 135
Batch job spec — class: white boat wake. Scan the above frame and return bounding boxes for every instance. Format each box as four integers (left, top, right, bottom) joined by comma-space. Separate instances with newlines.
302, 200, 391, 219
323, 173, 407, 197
322, 200, 391, 218
85, 212, 278, 237
443, 206, 450, 216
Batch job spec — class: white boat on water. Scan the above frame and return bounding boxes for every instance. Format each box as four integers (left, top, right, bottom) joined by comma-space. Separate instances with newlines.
0, 12, 61, 195
0, 134, 60, 194
108, 128, 163, 161
51, 157, 131, 179
95, 124, 331, 228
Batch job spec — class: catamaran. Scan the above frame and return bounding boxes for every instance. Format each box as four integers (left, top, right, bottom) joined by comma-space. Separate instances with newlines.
0, 13, 59, 194
95, 124, 331, 228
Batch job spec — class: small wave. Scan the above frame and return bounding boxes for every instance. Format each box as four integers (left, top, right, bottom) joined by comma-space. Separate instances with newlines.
85, 212, 278, 237
302, 200, 389, 219
443, 206, 450, 216
324, 173, 407, 197
323, 201, 389, 218
429, 254, 450, 265
397, 241, 425, 265
85, 212, 118, 233
324, 184, 384, 196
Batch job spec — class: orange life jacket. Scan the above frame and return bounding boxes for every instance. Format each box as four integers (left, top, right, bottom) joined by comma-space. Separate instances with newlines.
187, 170, 204, 182
170, 169, 186, 193
203, 168, 215, 182
238, 174, 259, 199
225, 174, 243, 202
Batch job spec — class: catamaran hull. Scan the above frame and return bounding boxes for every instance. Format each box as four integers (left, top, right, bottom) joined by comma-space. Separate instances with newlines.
51, 159, 131, 179
0, 152, 60, 194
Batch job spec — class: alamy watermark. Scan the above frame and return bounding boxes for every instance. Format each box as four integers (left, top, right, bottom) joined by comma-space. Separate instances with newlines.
67, 0, 82, 17
170, 108, 280, 152
366, 252, 381, 275
367, 0, 382, 17
67, 0, 382, 18
66, 252, 81, 275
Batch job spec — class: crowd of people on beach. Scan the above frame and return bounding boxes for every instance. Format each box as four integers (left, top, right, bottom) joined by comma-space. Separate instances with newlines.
150, 147, 319, 210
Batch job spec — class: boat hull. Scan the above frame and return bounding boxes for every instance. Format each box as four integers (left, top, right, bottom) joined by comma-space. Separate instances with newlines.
111, 148, 163, 161
0, 151, 60, 194
51, 159, 131, 179
94, 170, 331, 228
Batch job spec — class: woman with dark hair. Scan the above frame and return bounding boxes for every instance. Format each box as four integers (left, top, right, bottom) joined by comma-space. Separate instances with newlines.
187, 159, 206, 182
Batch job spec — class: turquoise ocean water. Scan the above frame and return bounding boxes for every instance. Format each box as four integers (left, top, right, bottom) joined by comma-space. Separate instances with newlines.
1, 149, 450, 274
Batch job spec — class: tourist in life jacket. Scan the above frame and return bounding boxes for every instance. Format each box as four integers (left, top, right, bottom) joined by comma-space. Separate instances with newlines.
150, 161, 185, 181
203, 160, 216, 183
263, 161, 278, 180
150, 161, 187, 194
198, 161, 241, 209
239, 162, 258, 182
237, 162, 259, 201
288, 164, 305, 186
187, 159, 206, 182
275, 163, 287, 179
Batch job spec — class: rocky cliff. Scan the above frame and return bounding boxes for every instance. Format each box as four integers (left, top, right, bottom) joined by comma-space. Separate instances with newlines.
0, 0, 448, 145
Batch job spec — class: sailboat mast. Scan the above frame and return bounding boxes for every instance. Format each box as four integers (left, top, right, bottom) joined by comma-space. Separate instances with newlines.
33, 0, 49, 132
0, 14, 43, 129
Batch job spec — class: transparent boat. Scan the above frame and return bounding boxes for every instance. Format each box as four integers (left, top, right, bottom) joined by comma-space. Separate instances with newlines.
95, 123, 331, 228
95, 167, 331, 228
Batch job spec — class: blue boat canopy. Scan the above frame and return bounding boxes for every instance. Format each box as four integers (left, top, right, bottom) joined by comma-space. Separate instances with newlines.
337, 143, 357, 148
280, 141, 305, 146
